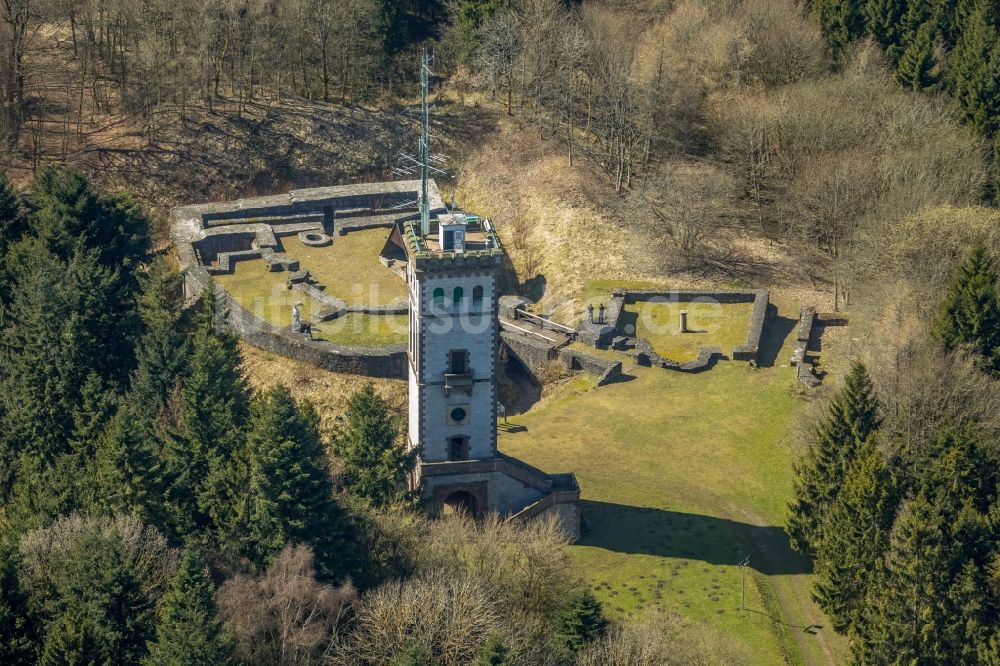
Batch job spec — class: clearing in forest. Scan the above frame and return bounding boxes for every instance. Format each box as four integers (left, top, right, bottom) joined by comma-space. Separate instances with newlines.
499, 294, 848, 666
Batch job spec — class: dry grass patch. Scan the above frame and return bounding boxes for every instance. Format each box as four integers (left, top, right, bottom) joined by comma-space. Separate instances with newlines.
239, 342, 405, 432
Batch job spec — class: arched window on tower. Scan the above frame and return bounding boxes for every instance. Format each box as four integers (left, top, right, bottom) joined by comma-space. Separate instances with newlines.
432, 287, 444, 309
472, 285, 484, 310
453, 287, 464, 308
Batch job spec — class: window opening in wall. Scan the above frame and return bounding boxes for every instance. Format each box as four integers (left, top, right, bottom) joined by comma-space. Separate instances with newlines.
472, 285, 483, 309
448, 436, 469, 461
449, 349, 468, 374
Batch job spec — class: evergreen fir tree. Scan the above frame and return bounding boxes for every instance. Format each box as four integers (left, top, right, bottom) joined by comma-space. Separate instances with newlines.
451, 0, 509, 63
556, 590, 608, 654
41, 531, 158, 665
163, 291, 250, 537
0, 243, 125, 525
392, 641, 433, 666
0, 533, 39, 665
934, 240, 1000, 374
331, 383, 416, 507
90, 403, 164, 528
811, 436, 898, 634
143, 548, 235, 666
856, 429, 998, 664
865, 0, 909, 60
247, 385, 353, 580
476, 635, 512, 666
39, 605, 101, 666
26, 167, 150, 283
787, 361, 881, 554
896, 21, 941, 90
131, 258, 189, 432
814, 0, 867, 66
900, 0, 934, 49
0, 169, 24, 278
950, 0, 1000, 136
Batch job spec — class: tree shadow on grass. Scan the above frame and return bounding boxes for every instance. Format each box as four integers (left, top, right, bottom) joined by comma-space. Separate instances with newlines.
579, 500, 812, 576
757, 305, 797, 368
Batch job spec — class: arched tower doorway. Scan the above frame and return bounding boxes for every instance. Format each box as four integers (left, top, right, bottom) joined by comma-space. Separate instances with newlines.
442, 490, 478, 517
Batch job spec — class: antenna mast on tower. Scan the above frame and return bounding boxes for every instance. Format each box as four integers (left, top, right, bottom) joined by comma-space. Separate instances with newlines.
419, 49, 431, 236
390, 51, 451, 227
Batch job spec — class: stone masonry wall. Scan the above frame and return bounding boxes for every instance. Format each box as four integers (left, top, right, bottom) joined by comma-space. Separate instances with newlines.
185, 267, 407, 378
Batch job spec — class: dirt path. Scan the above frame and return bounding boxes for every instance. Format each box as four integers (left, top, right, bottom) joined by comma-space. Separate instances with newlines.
728, 501, 846, 666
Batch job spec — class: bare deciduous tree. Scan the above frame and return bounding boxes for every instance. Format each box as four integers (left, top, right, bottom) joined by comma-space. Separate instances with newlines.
217, 544, 357, 666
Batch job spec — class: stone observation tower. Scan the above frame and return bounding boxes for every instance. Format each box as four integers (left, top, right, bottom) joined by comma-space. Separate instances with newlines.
393, 52, 579, 534
396, 200, 579, 536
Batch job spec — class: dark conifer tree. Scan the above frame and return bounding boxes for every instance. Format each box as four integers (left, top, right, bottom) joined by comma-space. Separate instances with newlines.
476, 635, 512, 666
865, 0, 909, 60
814, 0, 867, 65
163, 291, 250, 538
0, 534, 39, 665
0, 243, 123, 525
26, 167, 150, 283
131, 258, 189, 432
90, 404, 165, 528
934, 240, 1000, 375
950, 0, 1000, 136
0, 170, 24, 294
856, 429, 998, 664
331, 383, 416, 507
40, 531, 157, 665
39, 605, 101, 666
898, 0, 935, 54
896, 22, 941, 90
143, 548, 235, 666
556, 590, 608, 655
246, 385, 353, 581
787, 361, 881, 553
812, 436, 898, 634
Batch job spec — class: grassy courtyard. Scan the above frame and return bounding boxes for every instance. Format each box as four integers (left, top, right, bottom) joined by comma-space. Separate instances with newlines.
214, 258, 407, 347
498, 299, 847, 665
310, 313, 407, 347
621, 300, 754, 362
280, 229, 407, 306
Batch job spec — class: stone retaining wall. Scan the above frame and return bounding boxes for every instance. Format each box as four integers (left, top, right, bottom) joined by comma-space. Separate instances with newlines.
630, 338, 722, 372
791, 306, 815, 366
184, 268, 407, 378
797, 363, 821, 388
600, 288, 769, 362
501, 332, 622, 386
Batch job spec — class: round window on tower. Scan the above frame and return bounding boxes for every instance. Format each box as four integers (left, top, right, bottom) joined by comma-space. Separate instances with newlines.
450, 407, 467, 423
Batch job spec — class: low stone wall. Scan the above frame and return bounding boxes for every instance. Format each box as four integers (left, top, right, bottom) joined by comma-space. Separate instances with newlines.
576, 321, 616, 348
598, 288, 769, 362
501, 332, 622, 386
558, 348, 622, 385
733, 290, 769, 361
791, 306, 815, 367
631, 338, 722, 373
501, 331, 558, 372
184, 268, 407, 378
797, 363, 821, 388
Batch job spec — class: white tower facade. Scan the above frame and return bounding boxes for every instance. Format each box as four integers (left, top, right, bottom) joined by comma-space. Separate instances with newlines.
399, 208, 579, 533
406, 219, 499, 465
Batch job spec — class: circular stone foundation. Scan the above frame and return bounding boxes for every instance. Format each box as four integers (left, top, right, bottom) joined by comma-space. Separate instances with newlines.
297, 230, 332, 247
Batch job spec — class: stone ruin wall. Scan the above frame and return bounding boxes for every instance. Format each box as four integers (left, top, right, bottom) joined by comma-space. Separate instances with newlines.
171, 182, 447, 379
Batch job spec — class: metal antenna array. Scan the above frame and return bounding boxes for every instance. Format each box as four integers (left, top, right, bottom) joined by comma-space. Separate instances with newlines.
419, 49, 431, 235
389, 50, 454, 232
